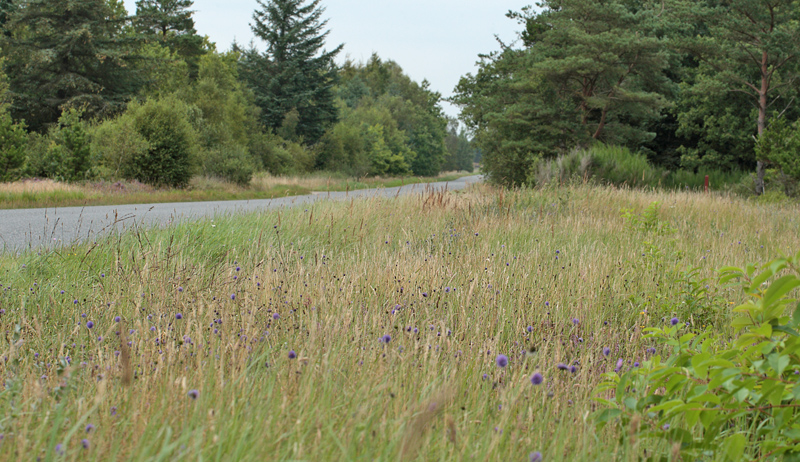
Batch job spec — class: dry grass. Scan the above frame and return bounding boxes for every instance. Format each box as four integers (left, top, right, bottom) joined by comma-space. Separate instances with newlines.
0, 183, 796, 460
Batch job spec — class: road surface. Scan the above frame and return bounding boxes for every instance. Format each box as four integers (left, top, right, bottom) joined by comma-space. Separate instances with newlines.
0, 175, 483, 253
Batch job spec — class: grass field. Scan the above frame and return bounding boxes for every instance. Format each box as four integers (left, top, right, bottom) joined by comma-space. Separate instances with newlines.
0, 183, 798, 460
0, 171, 475, 210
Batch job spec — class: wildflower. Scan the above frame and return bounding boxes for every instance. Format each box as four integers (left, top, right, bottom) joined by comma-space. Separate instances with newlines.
496, 354, 508, 368
662, 423, 670, 431
114, 316, 121, 323
175, 313, 183, 320
569, 365, 578, 373
188, 389, 199, 400
646, 347, 656, 355
530, 372, 544, 385
230, 294, 236, 300
422, 292, 428, 297
527, 326, 533, 333
178, 287, 183, 292
55, 443, 64, 455
602, 347, 610, 356
86, 321, 94, 329
85, 424, 95, 433
557, 363, 568, 370
615, 358, 624, 373
670, 317, 679, 326
380, 335, 391, 344
530, 452, 543, 462
272, 313, 280, 320
572, 318, 579, 325
482, 373, 488, 380
81, 439, 90, 449
288, 350, 297, 359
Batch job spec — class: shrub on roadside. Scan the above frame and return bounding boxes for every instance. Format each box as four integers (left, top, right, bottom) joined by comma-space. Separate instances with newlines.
90, 114, 150, 180
0, 109, 27, 182
23, 108, 92, 182
200, 143, 255, 186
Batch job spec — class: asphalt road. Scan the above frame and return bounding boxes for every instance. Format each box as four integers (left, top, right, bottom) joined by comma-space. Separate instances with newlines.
0, 175, 483, 253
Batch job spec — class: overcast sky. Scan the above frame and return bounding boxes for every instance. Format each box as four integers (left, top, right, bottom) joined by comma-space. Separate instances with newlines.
121, 1, 530, 118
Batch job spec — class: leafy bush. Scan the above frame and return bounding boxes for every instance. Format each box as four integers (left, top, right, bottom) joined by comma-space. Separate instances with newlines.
596, 250, 800, 461
0, 109, 27, 182
90, 114, 150, 180
200, 144, 255, 186
124, 97, 199, 188
249, 131, 314, 175
23, 108, 92, 182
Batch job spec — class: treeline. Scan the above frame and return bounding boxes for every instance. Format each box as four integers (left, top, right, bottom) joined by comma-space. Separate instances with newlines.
453, 0, 800, 196
0, 0, 475, 186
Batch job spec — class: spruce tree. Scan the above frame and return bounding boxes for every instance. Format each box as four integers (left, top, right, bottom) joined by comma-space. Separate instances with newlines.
134, 0, 205, 77
2, 0, 142, 130
241, 0, 342, 144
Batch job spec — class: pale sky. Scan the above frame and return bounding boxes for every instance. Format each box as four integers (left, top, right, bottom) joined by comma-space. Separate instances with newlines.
122, 1, 530, 118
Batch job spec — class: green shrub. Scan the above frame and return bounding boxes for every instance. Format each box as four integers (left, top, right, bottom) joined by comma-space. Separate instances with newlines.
124, 97, 199, 188
596, 250, 800, 461
0, 110, 27, 182
200, 144, 255, 186
249, 131, 314, 175
22, 108, 92, 182
89, 114, 150, 180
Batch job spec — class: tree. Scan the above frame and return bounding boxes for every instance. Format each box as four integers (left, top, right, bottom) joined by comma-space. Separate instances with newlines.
134, 0, 206, 77
453, 0, 673, 186
2, 0, 142, 130
675, 0, 800, 194
240, 0, 342, 144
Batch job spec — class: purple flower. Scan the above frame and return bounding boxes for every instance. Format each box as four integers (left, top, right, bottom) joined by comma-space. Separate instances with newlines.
615, 358, 624, 373
114, 316, 121, 323
380, 335, 391, 344
85, 424, 95, 433
557, 363, 568, 370
188, 389, 199, 400
670, 317, 679, 326
55, 443, 64, 455
572, 318, 579, 325
178, 287, 183, 292
529, 452, 543, 462
422, 292, 428, 298
662, 423, 670, 431
496, 354, 508, 368
530, 372, 544, 385
81, 439, 90, 449
272, 313, 280, 320
230, 294, 236, 300
482, 373, 488, 380
634, 362, 640, 368
86, 321, 94, 329
569, 365, 578, 373
646, 347, 656, 355
602, 347, 610, 357
288, 350, 297, 359
175, 313, 183, 320
527, 326, 533, 333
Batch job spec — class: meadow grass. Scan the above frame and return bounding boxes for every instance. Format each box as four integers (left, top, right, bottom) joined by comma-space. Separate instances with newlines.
0, 183, 798, 461
0, 171, 475, 210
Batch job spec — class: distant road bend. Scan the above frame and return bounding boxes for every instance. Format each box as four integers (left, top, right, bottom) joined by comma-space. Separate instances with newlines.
0, 175, 483, 253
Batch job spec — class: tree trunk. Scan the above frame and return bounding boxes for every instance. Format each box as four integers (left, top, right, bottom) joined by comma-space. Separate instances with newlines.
755, 52, 769, 195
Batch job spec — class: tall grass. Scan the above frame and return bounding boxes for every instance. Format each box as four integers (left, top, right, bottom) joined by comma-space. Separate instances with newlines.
535, 144, 750, 192
0, 183, 797, 460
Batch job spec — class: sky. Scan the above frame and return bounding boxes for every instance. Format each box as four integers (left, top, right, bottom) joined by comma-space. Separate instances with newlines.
122, 1, 530, 118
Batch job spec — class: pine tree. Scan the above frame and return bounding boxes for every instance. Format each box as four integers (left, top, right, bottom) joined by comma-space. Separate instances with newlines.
134, 0, 205, 77
2, 0, 142, 130
240, 0, 342, 144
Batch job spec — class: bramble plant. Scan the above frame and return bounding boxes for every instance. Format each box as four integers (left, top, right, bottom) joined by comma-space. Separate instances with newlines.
595, 250, 800, 461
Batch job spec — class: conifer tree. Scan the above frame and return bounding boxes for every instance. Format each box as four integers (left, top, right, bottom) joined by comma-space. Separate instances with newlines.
2, 0, 142, 130
240, 0, 342, 144
134, 0, 205, 77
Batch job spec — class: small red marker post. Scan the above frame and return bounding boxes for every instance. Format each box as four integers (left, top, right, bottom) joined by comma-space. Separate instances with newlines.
704, 175, 709, 193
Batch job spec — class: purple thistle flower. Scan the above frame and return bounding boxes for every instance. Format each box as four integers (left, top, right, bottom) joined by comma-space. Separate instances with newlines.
81, 439, 90, 449
230, 294, 236, 300
496, 354, 508, 368
530, 372, 544, 385
530, 452, 543, 462
175, 313, 183, 320
114, 316, 121, 323
615, 358, 624, 373
178, 287, 183, 292
85, 424, 95, 433
646, 347, 656, 355
670, 317, 679, 326
188, 389, 199, 400
380, 335, 391, 344
422, 292, 428, 297
55, 443, 64, 455
86, 321, 94, 329
572, 318, 579, 325
634, 362, 640, 368
569, 365, 578, 373
272, 313, 280, 320
602, 347, 610, 356
557, 363, 568, 370
482, 373, 488, 380
662, 424, 670, 431
288, 350, 297, 359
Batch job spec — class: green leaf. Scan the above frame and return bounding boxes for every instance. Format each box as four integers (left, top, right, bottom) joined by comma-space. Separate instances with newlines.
724, 433, 746, 462
594, 408, 623, 423
764, 276, 800, 308
768, 353, 791, 377
624, 397, 638, 411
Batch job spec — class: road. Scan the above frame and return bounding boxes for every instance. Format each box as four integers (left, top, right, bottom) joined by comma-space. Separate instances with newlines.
0, 175, 483, 253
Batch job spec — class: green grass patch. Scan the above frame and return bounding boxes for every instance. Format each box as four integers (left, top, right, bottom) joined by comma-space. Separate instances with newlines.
0, 183, 796, 460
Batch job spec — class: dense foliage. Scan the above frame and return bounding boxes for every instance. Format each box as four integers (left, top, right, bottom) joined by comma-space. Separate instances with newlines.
453, 0, 800, 195
0, 0, 464, 187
